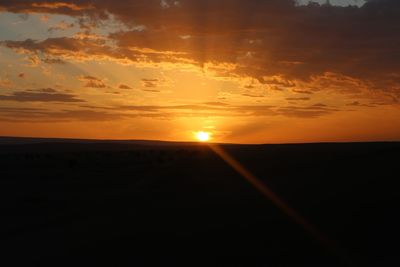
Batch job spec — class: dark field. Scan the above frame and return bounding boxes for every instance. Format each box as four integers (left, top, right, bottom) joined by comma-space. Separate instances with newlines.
0, 137, 399, 266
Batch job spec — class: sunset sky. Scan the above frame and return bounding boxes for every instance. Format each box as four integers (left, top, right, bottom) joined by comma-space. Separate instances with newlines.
0, 0, 399, 143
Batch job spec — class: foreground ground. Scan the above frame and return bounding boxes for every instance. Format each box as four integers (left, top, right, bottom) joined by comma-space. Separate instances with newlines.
0, 137, 399, 266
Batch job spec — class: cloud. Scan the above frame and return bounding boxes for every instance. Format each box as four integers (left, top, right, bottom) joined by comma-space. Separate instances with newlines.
30, 2, 91, 11
0, 0, 399, 100
0, 88, 84, 102
141, 78, 159, 88
242, 93, 265, 98
143, 88, 161, 93
285, 97, 311, 101
346, 101, 375, 107
0, 106, 46, 112
79, 75, 107, 88
119, 84, 132, 89
31, 88, 58, 93
312, 103, 328, 107
0, 108, 123, 122
276, 105, 339, 118
1, 37, 116, 64
117, 102, 339, 118
43, 58, 66, 64
141, 78, 166, 92
292, 89, 313, 95
0, 98, 340, 122
0, 1, 95, 16
48, 21, 75, 32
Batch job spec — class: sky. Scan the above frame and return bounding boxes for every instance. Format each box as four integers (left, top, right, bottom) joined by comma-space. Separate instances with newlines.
0, 0, 399, 143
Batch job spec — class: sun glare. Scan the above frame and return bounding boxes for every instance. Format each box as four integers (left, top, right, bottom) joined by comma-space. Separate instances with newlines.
195, 131, 211, 142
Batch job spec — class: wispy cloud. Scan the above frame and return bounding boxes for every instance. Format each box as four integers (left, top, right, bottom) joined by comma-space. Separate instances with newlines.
0, 89, 84, 102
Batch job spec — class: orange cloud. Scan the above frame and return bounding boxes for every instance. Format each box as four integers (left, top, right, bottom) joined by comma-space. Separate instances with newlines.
31, 2, 91, 11
0, 0, 399, 103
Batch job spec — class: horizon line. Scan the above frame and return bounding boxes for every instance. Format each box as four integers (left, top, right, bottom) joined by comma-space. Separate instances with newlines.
0, 135, 399, 146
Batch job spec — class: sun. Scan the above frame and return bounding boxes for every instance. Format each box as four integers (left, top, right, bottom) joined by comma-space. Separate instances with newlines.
195, 131, 211, 142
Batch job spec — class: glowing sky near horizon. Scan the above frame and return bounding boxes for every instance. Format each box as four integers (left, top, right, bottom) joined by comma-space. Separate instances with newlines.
0, 0, 399, 143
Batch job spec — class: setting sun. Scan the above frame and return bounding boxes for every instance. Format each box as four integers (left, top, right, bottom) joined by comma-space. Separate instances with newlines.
195, 131, 211, 142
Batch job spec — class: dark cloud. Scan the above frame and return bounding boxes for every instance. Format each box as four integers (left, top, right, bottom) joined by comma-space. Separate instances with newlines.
28, 88, 58, 93
143, 88, 161, 92
292, 89, 313, 95
79, 75, 108, 88
43, 58, 66, 64
0, 106, 46, 112
346, 101, 375, 107
286, 97, 311, 101
119, 84, 132, 89
312, 103, 328, 107
1, 37, 116, 64
0, 88, 84, 102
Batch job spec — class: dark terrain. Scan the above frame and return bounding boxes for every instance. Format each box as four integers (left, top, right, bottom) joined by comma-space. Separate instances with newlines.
0, 137, 399, 266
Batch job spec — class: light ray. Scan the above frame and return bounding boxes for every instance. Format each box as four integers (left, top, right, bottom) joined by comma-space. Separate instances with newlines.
208, 143, 339, 252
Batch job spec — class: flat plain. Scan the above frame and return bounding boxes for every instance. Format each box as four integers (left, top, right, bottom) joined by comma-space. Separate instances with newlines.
0, 137, 399, 266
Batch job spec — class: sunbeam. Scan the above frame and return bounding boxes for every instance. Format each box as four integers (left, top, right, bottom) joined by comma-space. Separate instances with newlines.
207, 143, 348, 263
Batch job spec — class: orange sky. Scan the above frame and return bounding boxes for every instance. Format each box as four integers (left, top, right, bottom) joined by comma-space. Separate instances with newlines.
0, 0, 399, 143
